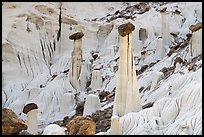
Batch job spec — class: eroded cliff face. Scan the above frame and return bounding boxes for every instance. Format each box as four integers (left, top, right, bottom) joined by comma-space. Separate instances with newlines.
2, 2, 202, 135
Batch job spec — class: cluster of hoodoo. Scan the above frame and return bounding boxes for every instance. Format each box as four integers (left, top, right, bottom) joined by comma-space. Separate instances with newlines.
68, 31, 102, 120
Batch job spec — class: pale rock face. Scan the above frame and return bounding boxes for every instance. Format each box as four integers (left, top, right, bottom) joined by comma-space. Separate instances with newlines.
116, 70, 202, 135
83, 94, 101, 116
150, 72, 164, 90
26, 88, 40, 102
89, 69, 103, 91
78, 61, 92, 91
101, 25, 119, 57
132, 27, 140, 53
96, 23, 114, 51
190, 28, 202, 59
42, 124, 66, 135
60, 93, 75, 115
7, 100, 25, 116
174, 63, 182, 73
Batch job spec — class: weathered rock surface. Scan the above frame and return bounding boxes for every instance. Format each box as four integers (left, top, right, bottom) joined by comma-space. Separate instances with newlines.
69, 32, 84, 40
118, 22, 135, 37
2, 108, 27, 135
189, 22, 202, 32
67, 116, 96, 135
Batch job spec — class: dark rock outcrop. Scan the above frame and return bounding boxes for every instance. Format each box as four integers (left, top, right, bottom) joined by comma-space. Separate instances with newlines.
88, 106, 113, 133
142, 102, 154, 109
75, 101, 85, 116
173, 57, 183, 67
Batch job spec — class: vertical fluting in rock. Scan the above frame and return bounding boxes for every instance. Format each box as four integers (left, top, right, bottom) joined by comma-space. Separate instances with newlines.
83, 94, 101, 116
113, 22, 142, 118
132, 26, 139, 53
69, 32, 84, 91
89, 69, 102, 91
160, 7, 171, 47
96, 23, 114, 51
189, 22, 202, 59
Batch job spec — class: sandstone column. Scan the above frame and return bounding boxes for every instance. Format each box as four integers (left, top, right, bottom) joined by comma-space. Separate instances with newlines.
113, 22, 142, 117
69, 32, 84, 91
160, 7, 171, 47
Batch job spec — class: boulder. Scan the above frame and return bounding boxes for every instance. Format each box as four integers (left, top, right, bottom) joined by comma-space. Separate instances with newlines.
42, 124, 66, 135
67, 116, 96, 135
2, 108, 27, 135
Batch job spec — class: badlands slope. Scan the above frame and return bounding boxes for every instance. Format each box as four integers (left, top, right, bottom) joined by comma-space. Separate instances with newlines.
2, 2, 202, 135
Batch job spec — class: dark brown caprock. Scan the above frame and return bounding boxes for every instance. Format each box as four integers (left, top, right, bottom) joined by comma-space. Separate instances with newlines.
189, 22, 202, 32
160, 7, 167, 13
23, 103, 38, 114
69, 32, 84, 40
118, 22, 135, 37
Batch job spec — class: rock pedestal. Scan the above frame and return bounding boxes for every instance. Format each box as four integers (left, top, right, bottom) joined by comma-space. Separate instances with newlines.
111, 22, 142, 135
69, 32, 84, 92
113, 22, 142, 117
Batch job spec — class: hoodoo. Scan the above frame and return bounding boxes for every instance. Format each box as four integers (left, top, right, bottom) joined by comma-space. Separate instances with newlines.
111, 22, 142, 134
23, 103, 38, 135
69, 32, 84, 91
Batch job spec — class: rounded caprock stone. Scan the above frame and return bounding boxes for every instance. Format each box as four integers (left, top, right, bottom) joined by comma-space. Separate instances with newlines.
69, 32, 84, 40
23, 103, 38, 114
160, 7, 167, 13
118, 22, 135, 37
